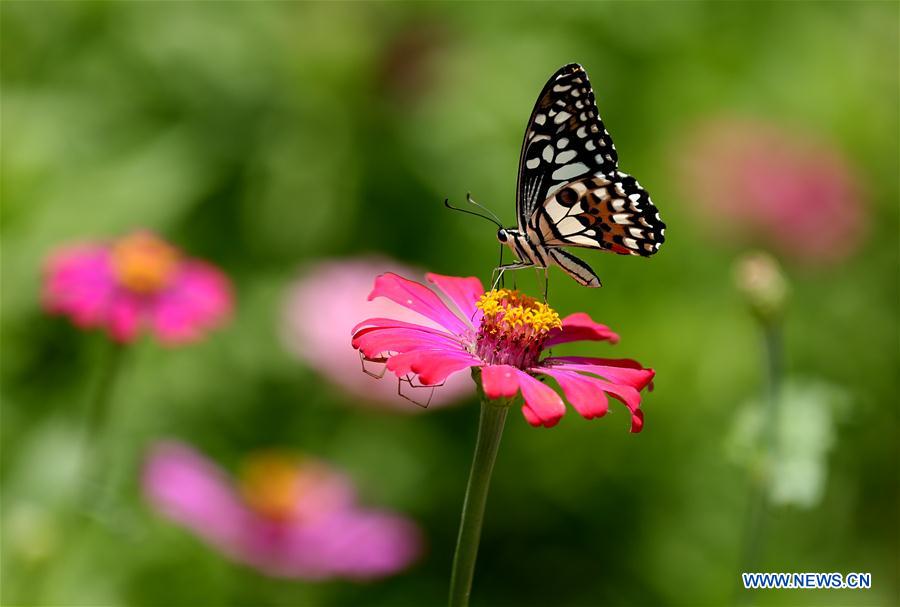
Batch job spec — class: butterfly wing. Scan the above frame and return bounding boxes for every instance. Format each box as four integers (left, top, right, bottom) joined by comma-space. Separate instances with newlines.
530, 172, 666, 257
515, 63, 618, 231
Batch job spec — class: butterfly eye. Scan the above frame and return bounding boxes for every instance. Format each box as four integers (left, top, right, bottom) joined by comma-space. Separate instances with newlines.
497, 229, 509, 243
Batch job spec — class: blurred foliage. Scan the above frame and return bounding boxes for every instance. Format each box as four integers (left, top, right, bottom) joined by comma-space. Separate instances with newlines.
2, 2, 898, 606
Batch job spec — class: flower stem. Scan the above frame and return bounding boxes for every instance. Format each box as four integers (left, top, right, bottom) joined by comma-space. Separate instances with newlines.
449, 373, 509, 607
737, 323, 783, 603
79, 341, 126, 507
85, 342, 125, 439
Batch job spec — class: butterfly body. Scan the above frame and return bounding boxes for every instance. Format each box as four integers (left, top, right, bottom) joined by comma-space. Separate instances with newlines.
499, 63, 665, 287
497, 227, 601, 287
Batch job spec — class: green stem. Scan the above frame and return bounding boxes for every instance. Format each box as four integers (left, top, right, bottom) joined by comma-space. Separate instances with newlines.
85, 342, 125, 439
449, 374, 509, 607
79, 341, 126, 508
737, 322, 783, 603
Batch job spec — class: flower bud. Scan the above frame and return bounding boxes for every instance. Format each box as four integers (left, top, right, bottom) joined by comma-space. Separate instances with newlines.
734, 251, 789, 323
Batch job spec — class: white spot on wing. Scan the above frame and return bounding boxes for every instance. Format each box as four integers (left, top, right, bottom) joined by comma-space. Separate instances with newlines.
556, 137, 569, 149
542, 145, 554, 162
556, 217, 583, 236
556, 150, 577, 164
567, 234, 601, 246
613, 213, 631, 224
545, 200, 567, 223
554, 111, 572, 125
526, 158, 540, 169
534, 114, 546, 126
551, 162, 589, 181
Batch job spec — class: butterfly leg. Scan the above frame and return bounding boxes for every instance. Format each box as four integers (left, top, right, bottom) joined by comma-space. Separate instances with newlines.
491, 262, 532, 291
544, 267, 550, 303
547, 249, 602, 287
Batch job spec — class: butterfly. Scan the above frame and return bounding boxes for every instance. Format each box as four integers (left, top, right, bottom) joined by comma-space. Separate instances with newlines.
495, 63, 666, 287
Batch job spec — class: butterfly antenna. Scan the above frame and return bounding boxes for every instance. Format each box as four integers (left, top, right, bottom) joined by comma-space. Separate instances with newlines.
466, 192, 504, 226
443, 197, 502, 228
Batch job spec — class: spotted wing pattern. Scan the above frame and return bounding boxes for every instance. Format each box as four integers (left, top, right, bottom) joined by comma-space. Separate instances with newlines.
530, 171, 666, 257
515, 63, 618, 231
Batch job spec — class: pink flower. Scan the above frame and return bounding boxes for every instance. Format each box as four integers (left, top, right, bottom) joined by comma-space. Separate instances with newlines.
679, 118, 866, 265
142, 441, 422, 580
43, 231, 232, 344
351, 274, 655, 431
282, 258, 471, 409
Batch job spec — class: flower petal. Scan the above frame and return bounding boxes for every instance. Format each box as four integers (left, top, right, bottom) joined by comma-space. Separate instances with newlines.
630, 409, 644, 433
542, 357, 655, 390
151, 262, 233, 344
546, 312, 620, 346
368, 273, 469, 335
352, 326, 467, 358
253, 509, 422, 580
480, 364, 520, 400
386, 349, 480, 385
425, 273, 485, 325
42, 245, 117, 329
536, 368, 609, 420
108, 293, 144, 343
351, 317, 457, 339
142, 441, 250, 558
537, 364, 646, 432
514, 369, 566, 428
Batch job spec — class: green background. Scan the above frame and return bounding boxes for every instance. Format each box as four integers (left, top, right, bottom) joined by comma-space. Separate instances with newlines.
2, 2, 897, 606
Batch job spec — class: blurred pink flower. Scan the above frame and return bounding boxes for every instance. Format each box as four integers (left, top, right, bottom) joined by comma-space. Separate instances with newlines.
142, 441, 422, 580
282, 258, 472, 409
353, 274, 654, 431
43, 231, 232, 344
679, 119, 866, 265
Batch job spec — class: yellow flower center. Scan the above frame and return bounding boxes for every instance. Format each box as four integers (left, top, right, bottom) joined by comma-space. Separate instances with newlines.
474, 289, 561, 368
238, 452, 302, 522
110, 232, 180, 294
476, 289, 562, 334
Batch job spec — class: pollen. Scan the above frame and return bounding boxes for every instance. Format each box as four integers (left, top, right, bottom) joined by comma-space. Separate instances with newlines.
474, 289, 561, 368
110, 232, 180, 294
476, 289, 562, 333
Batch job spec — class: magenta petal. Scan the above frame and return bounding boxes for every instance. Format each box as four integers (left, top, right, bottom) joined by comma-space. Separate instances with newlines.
352, 327, 467, 358
367, 273, 469, 335
425, 273, 484, 325
151, 262, 233, 344
142, 442, 250, 558
630, 409, 644, 433
537, 368, 609, 420
480, 364, 520, 400
545, 312, 620, 346
543, 357, 655, 390
557, 369, 643, 432
521, 405, 542, 426
43, 245, 118, 330
386, 349, 479, 385
351, 317, 458, 339
108, 293, 144, 342
514, 369, 566, 428
545, 366, 644, 432
249, 509, 421, 580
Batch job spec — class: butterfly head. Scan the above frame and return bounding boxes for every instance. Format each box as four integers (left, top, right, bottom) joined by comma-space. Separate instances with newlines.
496, 228, 516, 244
